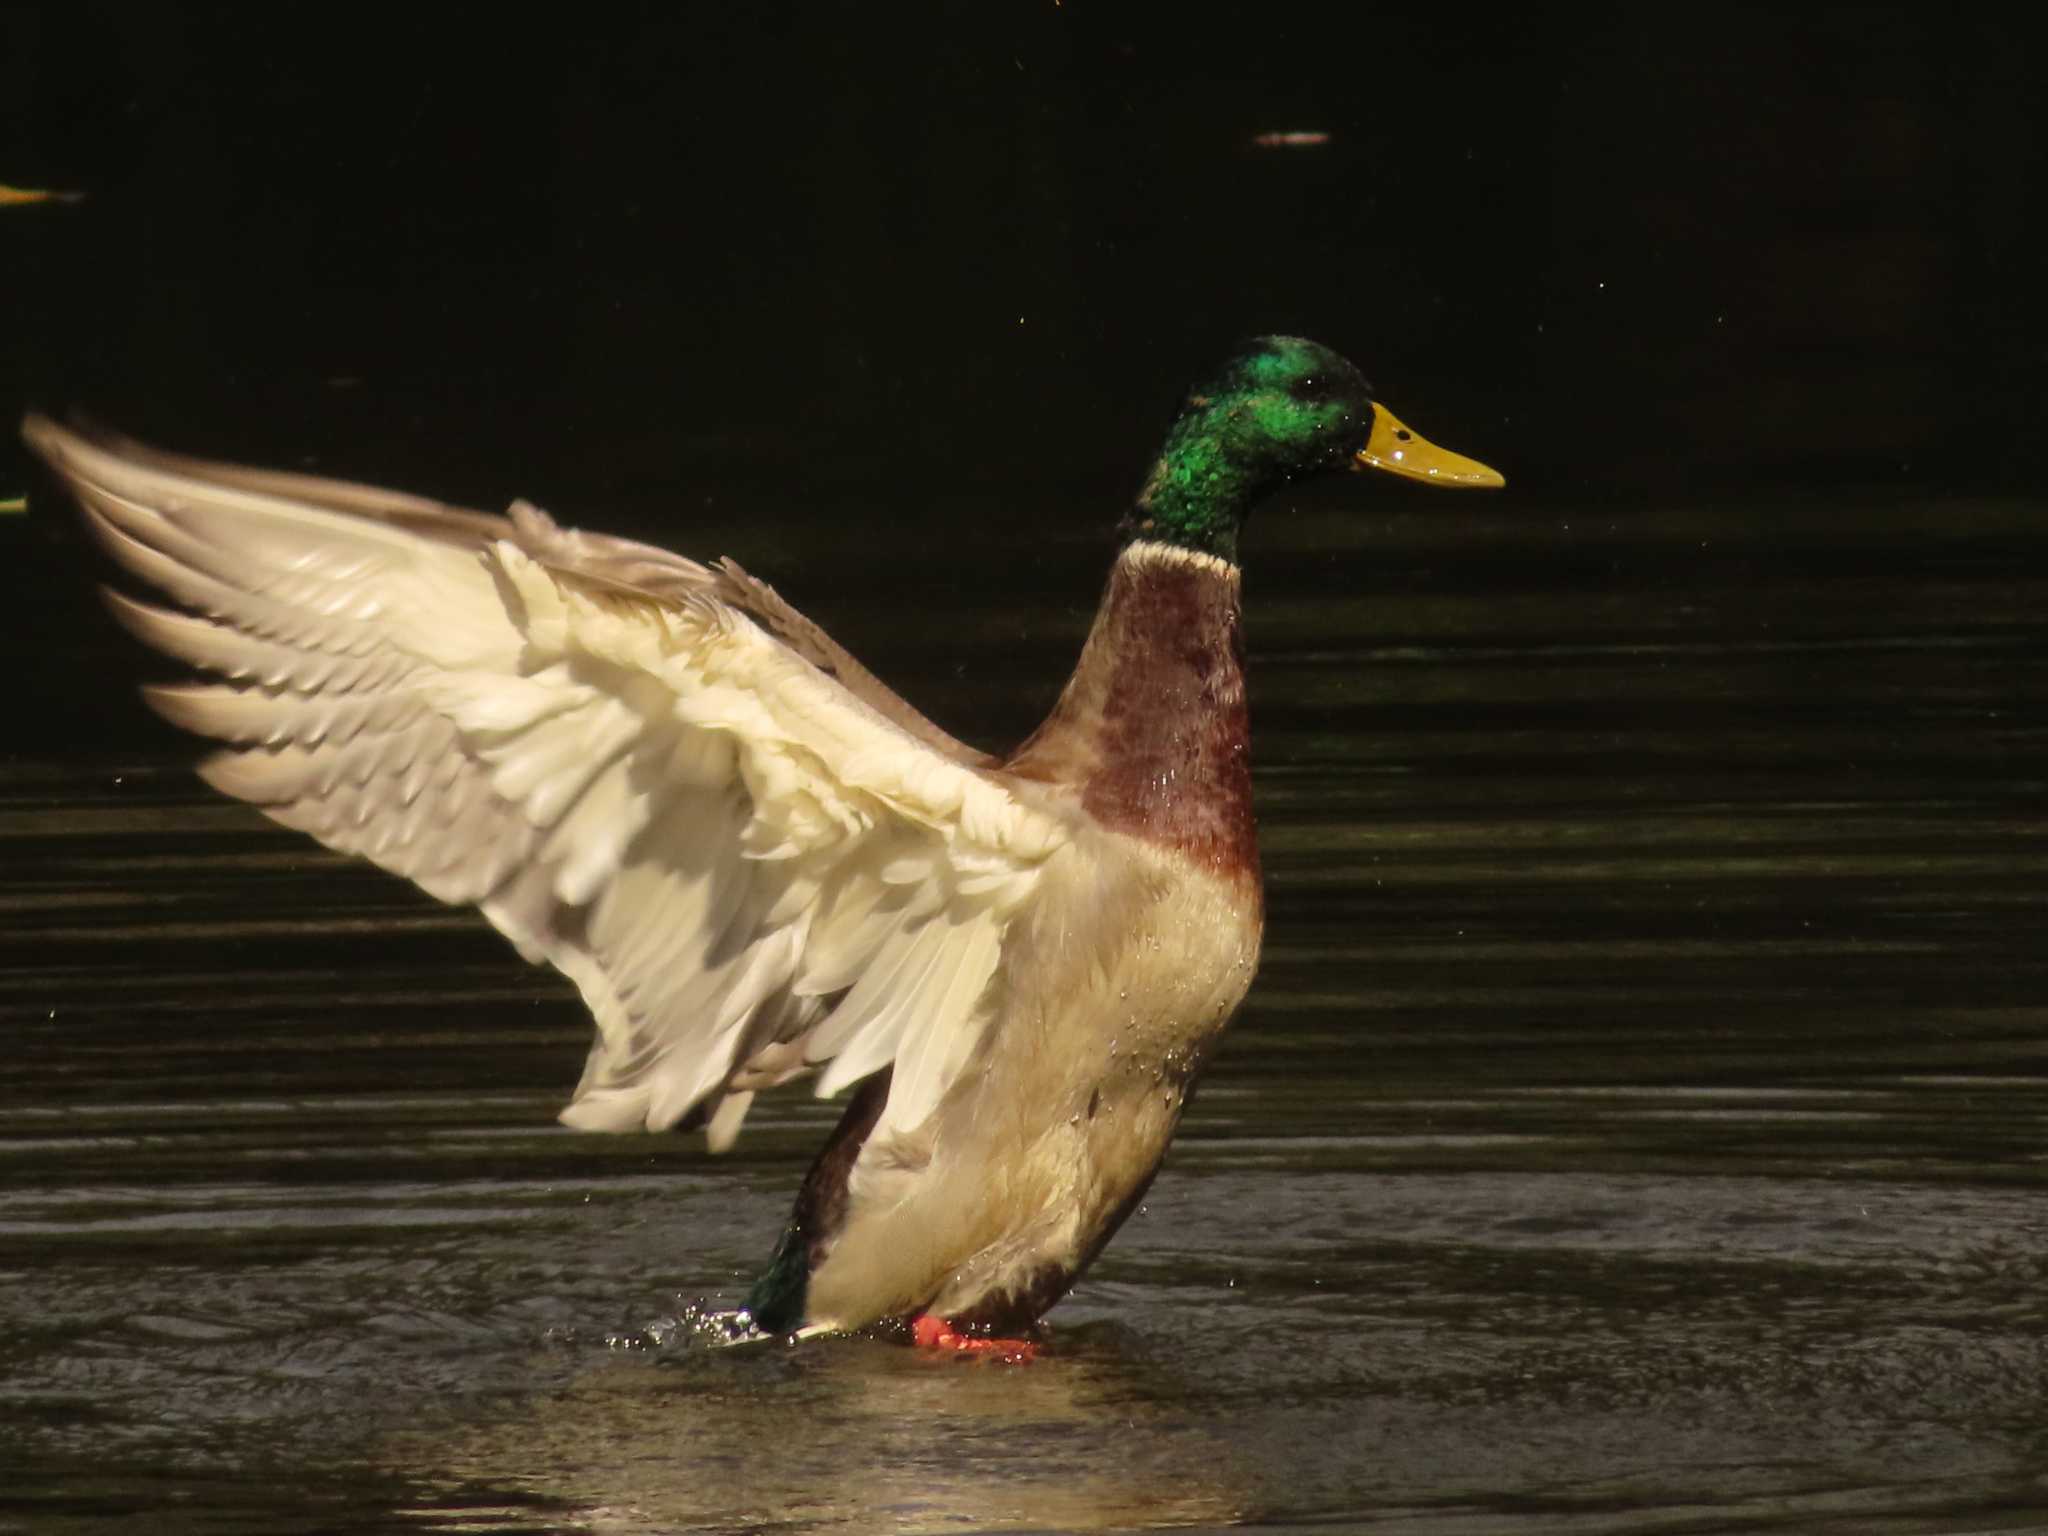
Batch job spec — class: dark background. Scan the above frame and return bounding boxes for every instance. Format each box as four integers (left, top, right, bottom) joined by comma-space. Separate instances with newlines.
7, 15, 2048, 1524
3, 4, 2044, 747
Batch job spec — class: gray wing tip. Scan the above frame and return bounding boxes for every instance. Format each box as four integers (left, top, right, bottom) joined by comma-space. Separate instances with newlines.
20, 411, 78, 470
21, 411, 133, 465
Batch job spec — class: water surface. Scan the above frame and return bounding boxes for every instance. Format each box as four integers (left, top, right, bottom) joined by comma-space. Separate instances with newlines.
5, 493, 2048, 1532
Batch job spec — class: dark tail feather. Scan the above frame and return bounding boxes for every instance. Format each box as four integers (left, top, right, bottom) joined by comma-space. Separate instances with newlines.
742, 1068, 894, 1333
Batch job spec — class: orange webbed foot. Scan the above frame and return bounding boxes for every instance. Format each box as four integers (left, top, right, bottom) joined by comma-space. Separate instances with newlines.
909, 1313, 1039, 1362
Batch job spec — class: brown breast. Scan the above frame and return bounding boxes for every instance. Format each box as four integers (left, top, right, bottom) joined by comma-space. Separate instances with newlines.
1003, 542, 1261, 888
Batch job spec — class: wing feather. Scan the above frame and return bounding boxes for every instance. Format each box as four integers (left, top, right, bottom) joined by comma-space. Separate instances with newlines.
815, 922, 958, 1100
884, 911, 1006, 1134
27, 415, 1067, 1148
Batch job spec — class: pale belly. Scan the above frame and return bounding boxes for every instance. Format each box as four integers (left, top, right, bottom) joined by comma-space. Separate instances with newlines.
803, 841, 1263, 1330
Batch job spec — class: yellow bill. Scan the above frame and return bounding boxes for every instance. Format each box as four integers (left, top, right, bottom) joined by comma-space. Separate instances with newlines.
1353, 403, 1504, 489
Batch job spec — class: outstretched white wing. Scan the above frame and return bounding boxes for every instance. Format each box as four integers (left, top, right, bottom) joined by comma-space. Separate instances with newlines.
27, 417, 1066, 1148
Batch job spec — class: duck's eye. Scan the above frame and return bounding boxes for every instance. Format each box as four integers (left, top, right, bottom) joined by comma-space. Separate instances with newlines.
1290, 373, 1335, 405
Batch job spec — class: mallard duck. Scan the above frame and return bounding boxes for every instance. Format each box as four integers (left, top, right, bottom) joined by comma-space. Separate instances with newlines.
23, 337, 1500, 1355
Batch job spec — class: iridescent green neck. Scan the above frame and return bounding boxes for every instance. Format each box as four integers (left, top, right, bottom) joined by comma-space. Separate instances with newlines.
1119, 337, 1368, 563
1122, 415, 1260, 562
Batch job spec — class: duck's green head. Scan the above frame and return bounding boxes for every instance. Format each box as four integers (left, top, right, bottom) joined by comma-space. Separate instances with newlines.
1122, 335, 1503, 562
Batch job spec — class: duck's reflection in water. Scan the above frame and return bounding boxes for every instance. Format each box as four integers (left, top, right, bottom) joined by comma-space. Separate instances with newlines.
384, 1323, 1246, 1534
